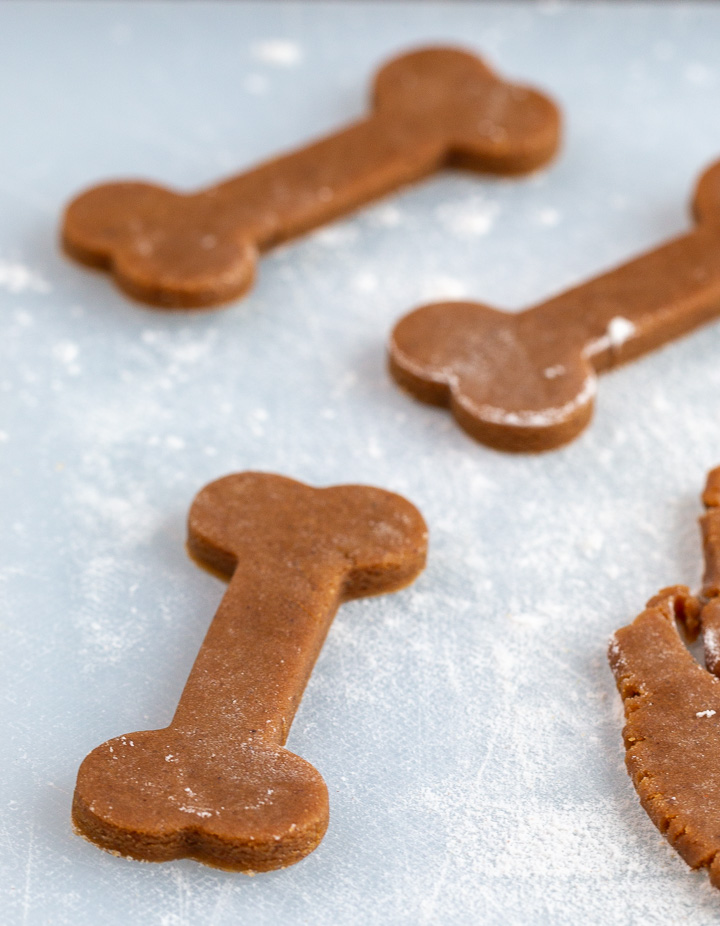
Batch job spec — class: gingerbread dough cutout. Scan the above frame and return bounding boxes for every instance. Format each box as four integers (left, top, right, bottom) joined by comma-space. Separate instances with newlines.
390, 159, 720, 452
61, 47, 560, 308
608, 467, 720, 890
72, 473, 428, 871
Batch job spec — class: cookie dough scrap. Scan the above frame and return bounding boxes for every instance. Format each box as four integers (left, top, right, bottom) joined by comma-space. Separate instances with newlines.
609, 587, 720, 887
72, 472, 428, 872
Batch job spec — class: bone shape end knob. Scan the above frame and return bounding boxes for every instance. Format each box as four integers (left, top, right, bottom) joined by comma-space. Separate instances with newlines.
61, 46, 560, 309
390, 158, 720, 453
371, 47, 561, 175
72, 730, 330, 873
390, 301, 596, 453
62, 183, 258, 309
72, 473, 428, 871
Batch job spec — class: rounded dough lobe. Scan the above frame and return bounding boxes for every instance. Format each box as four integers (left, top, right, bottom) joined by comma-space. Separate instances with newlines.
609, 590, 720, 887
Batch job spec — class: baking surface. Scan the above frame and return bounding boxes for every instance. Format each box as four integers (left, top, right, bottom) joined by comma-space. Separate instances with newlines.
3, 2, 720, 923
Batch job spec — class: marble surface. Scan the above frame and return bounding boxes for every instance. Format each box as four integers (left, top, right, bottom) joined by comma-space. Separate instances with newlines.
3, 2, 720, 923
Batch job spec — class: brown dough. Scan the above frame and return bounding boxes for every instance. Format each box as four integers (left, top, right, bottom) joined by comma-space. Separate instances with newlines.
61, 47, 560, 308
609, 588, 720, 888
701, 466, 720, 598
699, 466, 720, 672
608, 467, 720, 890
701, 599, 720, 679
72, 472, 428, 871
389, 159, 720, 453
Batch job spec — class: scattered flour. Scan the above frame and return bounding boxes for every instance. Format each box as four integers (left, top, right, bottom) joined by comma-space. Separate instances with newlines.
0, 259, 50, 294
458, 375, 597, 429
587, 316, 636, 356
52, 341, 79, 365
312, 224, 359, 248
352, 271, 378, 294
607, 316, 636, 347
247, 407, 268, 437
544, 364, 566, 379
251, 40, 303, 67
71, 483, 162, 550
535, 207, 561, 228
419, 275, 468, 301
704, 624, 720, 667
436, 197, 500, 237
7, 34, 720, 923
74, 555, 148, 664
367, 203, 403, 228
52, 340, 81, 376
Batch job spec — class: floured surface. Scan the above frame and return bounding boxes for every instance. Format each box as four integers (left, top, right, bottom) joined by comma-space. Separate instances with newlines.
3, 2, 720, 924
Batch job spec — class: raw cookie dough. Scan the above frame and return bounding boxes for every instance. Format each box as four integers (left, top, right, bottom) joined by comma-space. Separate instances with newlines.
61, 47, 560, 308
389, 159, 720, 452
609, 588, 720, 888
608, 467, 720, 890
72, 472, 428, 872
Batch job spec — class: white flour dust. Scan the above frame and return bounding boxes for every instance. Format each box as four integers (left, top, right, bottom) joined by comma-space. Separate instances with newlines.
251, 40, 303, 67
535, 207, 561, 227
436, 196, 501, 238
0, 259, 50, 294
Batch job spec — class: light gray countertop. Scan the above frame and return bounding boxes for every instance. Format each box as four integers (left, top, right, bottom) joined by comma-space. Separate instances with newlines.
3, 2, 720, 923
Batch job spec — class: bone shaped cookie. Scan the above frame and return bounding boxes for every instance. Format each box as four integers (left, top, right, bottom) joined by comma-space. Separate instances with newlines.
72, 473, 427, 871
61, 47, 560, 308
390, 159, 720, 452
608, 467, 720, 891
